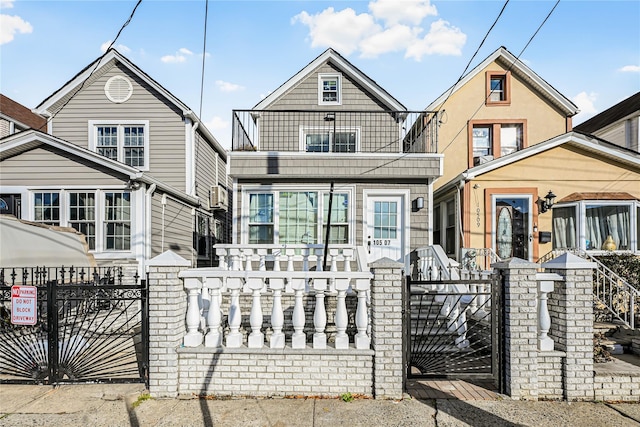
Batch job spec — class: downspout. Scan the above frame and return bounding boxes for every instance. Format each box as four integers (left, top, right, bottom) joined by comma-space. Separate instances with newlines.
144, 183, 157, 272
456, 179, 466, 260
161, 194, 167, 252
190, 121, 199, 197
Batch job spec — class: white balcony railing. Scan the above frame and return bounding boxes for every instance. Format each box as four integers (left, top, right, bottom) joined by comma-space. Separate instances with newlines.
179, 245, 373, 350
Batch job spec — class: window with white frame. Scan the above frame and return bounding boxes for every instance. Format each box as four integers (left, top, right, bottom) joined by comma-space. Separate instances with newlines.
245, 189, 352, 245
33, 192, 60, 225
302, 128, 358, 152
89, 121, 149, 169
552, 200, 640, 252
68, 192, 96, 250
318, 74, 341, 105
104, 192, 131, 250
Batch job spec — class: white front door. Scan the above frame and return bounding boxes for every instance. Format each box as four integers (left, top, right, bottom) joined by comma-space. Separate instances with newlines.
365, 195, 405, 264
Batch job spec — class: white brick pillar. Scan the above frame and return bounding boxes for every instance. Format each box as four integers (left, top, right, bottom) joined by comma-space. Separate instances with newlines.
146, 251, 191, 398
370, 258, 404, 400
493, 258, 540, 401
542, 253, 596, 401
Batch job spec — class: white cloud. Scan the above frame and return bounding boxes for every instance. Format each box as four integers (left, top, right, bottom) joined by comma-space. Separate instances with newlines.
216, 80, 244, 93
0, 14, 32, 45
369, 0, 437, 26
572, 91, 598, 124
405, 19, 466, 61
100, 40, 131, 54
293, 4, 464, 60
619, 65, 640, 73
359, 25, 420, 58
1, 1, 14, 9
161, 48, 193, 64
292, 7, 380, 56
205, 116, 228, 131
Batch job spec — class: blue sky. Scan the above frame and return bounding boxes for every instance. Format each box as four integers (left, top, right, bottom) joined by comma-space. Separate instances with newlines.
2, 0, 639, 149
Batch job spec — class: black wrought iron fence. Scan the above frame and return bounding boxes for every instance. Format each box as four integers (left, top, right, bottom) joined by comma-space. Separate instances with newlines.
0, 266, 148, 385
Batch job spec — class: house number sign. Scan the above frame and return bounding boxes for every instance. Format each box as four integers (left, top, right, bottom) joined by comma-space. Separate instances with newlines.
372, 239, 391, 246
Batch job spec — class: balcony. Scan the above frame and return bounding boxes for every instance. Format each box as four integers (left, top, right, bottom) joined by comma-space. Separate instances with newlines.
232, 109, 439, 154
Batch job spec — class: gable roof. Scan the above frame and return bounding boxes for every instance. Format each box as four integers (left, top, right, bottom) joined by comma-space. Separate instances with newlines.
0, 129, 201, 206
574, 91, 640, 134
0, 94, 47, 131
254, 48, 406, 111
33, 49, 227, 160
435, 132, 640, 194
424, 46, 579, 116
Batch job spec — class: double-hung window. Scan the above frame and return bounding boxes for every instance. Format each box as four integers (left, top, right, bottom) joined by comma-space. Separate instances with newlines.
33, 192, 60, 225
486, 71, 510, 105
104, 192, 131, 250
89, 120, 149, 169
469, 120, 526, 166
318, 74, 341, 105
68, 192, 96, 249
245, 188, 352, 245
302, 128, 359, 153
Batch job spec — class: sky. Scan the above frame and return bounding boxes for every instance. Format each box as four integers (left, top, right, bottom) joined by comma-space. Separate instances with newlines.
1, 0, 639, 149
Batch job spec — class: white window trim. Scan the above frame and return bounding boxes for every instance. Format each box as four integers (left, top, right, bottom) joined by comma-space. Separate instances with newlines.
554, 200, 640, 254
241, 185, 355, 246
299, 126, 361, 152
88, 120, 150, 171
318, 73, 342, 105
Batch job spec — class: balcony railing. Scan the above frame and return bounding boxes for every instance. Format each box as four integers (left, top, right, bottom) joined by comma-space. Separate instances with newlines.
232, 109, 438, 153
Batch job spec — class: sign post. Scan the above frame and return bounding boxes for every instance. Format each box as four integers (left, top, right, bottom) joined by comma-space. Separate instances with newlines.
11, 285, 38, 325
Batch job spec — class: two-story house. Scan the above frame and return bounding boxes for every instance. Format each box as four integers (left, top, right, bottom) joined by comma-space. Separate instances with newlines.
0, 49, 230, 272
228, 48, 442, 269
429, 47, 640, 262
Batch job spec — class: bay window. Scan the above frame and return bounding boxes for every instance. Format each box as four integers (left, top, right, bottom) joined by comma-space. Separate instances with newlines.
104, 192, 131, 250
552, 200, 639, 252
69, 192, 96, 249
245, 188, 352, 245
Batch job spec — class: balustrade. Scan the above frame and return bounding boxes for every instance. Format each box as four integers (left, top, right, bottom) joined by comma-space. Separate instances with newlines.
179, 245, 372, 351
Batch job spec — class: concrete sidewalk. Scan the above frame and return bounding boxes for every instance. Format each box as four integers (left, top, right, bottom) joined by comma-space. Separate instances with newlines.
1, 383, 639, 427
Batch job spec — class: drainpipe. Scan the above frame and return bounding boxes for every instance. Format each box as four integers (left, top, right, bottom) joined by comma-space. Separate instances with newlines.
144, 184, 157, 271
190, 121, 199, 197
457, 179, 466, 260
161, 194, 167, 252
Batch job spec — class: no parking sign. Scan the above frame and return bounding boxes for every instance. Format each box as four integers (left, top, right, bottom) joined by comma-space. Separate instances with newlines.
11, 285, 37, 325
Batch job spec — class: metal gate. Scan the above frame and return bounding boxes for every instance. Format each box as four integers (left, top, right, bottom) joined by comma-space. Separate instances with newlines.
0, 266, 148, 385
405, 273, 501, 381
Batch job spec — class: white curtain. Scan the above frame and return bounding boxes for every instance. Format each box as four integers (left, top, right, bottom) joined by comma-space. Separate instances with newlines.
585, 205, 630, 250
552, 206, 576, 249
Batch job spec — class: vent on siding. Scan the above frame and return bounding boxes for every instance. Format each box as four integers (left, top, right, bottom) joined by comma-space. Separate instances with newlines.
104, 75, 133, 103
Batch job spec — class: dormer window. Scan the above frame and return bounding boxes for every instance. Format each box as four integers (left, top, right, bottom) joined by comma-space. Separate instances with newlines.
318, 74, 341, 105
486, 71, 510, 106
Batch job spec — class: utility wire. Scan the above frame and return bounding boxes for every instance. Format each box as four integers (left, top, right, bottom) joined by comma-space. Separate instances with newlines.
436, 0, 510, 115
439, 0, 561, 155
199, 0, 209, 119
37, 0, 143, 132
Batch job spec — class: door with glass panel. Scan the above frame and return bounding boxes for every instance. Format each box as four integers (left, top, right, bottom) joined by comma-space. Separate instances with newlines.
493, 195, 532, 260
366, 196, 404, 263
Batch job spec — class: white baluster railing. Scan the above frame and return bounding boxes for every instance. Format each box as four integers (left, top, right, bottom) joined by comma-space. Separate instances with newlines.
180, 245, 373, 352
536, 272, 561, 351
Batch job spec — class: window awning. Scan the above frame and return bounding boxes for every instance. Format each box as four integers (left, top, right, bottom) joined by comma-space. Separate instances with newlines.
558, 192, 639, 203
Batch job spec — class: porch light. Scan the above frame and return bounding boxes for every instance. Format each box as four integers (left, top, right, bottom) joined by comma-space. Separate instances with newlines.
324, 113, 335, 121
537, 190, 556, 214
414, 197, 424, 210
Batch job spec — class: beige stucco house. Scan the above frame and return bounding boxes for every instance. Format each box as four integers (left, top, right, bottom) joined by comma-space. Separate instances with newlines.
0, 49, 230, 272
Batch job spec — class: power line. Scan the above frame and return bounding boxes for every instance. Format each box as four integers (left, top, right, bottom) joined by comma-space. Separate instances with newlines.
440, 0, 561, 155
436, 0, 510, 115
199, 0, 209, 119
38, 0, 143, 132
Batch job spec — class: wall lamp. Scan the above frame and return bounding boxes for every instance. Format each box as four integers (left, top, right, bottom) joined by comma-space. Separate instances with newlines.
537, 190, 556, 214
414, 196, 424, 211
324, 113, 335, 122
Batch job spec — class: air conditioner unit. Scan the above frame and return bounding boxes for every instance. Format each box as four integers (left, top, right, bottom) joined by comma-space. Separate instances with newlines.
473, 155, 494, 166
210, 185, 228, 211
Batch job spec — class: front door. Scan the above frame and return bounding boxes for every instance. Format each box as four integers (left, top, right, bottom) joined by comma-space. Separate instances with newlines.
0, 194, 21, 218
492, 195, 532, 260
365, 195, 405, 264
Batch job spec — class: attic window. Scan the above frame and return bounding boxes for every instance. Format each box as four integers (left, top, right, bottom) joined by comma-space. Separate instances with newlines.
104, 75, 133, 103
318, 74, 341, 105
485, 71, 510, 106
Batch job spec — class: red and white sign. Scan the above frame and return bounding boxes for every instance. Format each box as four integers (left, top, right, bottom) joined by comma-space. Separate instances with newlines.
11, 285, 37, 325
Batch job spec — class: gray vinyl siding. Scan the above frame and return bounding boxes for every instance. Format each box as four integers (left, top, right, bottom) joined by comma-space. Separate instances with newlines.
194, 130, 218, 200
0, 147, 125, 186
0, 119, 9, 138
48, 62, 187, 190
229, 152, 442, 180
259, 63, 398, 153
150, 193, 195, 263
